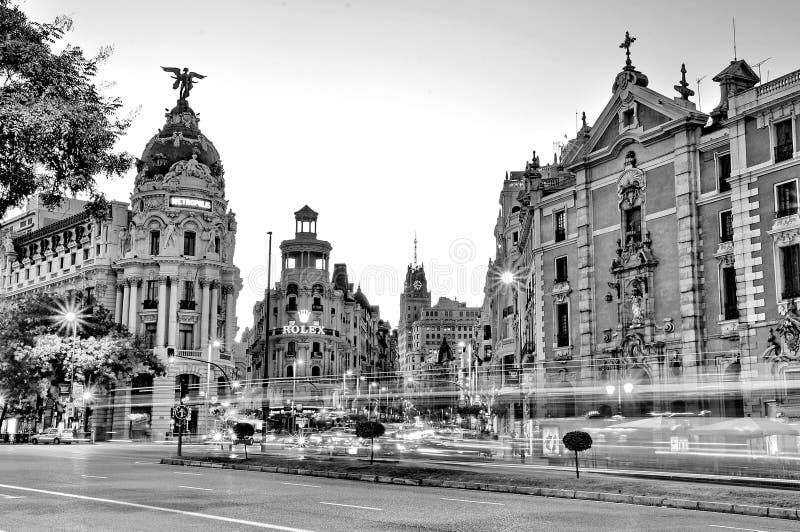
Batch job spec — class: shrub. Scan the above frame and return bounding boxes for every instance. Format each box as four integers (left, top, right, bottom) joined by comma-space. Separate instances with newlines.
355, 421, 385, 464
562, 430, 593, 478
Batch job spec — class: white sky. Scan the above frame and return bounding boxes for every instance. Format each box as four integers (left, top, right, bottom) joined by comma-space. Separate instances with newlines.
17, 0, 800, 333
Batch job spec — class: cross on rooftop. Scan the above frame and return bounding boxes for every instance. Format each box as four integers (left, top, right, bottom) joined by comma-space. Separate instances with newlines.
620, 31, 636, 68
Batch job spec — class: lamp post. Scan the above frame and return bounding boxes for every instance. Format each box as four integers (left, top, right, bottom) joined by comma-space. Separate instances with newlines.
205, 339, 221, 435
379, 387, 387, 421
291, 359, 303, 433
605, 381, 634, 416
342, 370, 352, 411
62, 310, 79, 429
369, 382, 377, 420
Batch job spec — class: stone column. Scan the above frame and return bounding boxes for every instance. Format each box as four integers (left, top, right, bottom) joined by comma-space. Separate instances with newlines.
156, 276, 168, 347
127, 278, 140, 334
168, 278, 179, 347
210, 282, 219, 343
224, 284, 236, 354
114, 281, 124, 324
121, 280, 131, 327
200, 279, 210, 350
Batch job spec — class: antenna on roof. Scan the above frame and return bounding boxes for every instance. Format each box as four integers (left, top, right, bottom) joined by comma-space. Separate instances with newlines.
696, 75, 707, 111
752, 57, 771, 84
732, 17, 737, 61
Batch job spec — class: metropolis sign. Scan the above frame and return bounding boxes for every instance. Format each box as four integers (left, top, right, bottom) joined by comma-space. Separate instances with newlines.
169, 196, 212, 211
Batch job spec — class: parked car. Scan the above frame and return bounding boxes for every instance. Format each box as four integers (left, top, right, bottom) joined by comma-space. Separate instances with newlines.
30, 428, 75, 445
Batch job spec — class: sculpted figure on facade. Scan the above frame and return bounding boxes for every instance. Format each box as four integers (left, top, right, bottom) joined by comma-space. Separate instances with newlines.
118, 226, 130, 254
164, 218, 178, 250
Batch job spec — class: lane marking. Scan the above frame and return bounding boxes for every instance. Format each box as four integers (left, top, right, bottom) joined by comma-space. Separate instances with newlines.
80, 475, 107, 479
0, 494, 25, 499
177, 486, 213, 491
133, 461, 160, 465
0, 483, 314, 532
319, 502, 382, 511
282, 482, 321, 488
708, 527, 775, 532
173, 472, 203, 476
441, 497, 505, 506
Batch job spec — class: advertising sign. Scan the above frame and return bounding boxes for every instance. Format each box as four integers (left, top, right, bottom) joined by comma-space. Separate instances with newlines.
669, 436, 689, 452
169, 196, 212, 211
542, 426, 561, 456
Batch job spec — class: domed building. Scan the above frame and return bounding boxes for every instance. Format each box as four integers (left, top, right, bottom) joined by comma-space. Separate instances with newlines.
111, 93, 242, 439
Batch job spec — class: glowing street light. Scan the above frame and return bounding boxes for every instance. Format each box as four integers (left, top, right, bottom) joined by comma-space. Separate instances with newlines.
606, 382, 634, 416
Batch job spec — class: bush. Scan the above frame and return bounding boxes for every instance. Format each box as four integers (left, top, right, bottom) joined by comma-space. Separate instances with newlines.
233, 422, 255, 459
355, 421, 385, 464
562, 430, 593, 478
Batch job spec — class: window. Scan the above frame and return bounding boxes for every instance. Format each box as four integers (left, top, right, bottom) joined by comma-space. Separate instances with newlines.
311, 366, 321, 377
717, 153, 731, 192
217, 376, 227, 397
183, 231, 196, 256
555, 256, 568, 283
145, 323, 157, 349
60, 257, 64, 269
70, 252, 76, 265
146, 280, 158, 301
721, 266, 738, 320
85, 287, 95, 306
178, 324, 194, 350
774, 119, 794, 163
554, 210, 566, 242
622, 108, 635, 127
82, 249, 89, 260
556, 303, 569, 347
150, 230, 160, 255
781, 244, 800, 300
776, 180, 798, 218
214, 236, 220, 253
625, 206, 642, 244
720, 210, 734, 242
286, 365, 294, 378
287, 341, 296, 356
183, 281, 195, 301
512, 231, 519, 245
312, 341, 320, 354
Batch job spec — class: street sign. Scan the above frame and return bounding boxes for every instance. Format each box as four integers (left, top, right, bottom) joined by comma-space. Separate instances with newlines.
174, 405, 189, 420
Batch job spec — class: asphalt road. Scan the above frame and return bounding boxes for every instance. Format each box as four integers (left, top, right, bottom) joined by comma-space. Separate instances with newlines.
0, 443, 794, 532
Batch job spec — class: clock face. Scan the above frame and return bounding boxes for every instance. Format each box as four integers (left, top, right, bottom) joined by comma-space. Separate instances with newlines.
413, 280, 422, 291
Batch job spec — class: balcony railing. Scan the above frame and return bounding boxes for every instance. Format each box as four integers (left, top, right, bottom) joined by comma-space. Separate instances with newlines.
285, 304, 297, 312
143, 299, 158, 310
775, 142, 794, 163
176, 349, 202, 358
311, 304, 323, 312
179, 300, 196, 310
311, 351, 323, 359
554, 228, 566, 242
286, 350, 297, 358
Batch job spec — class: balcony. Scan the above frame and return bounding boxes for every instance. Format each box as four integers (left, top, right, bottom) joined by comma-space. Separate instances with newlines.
775, 142, 794, 163
179, 300, 196, 310
218, 352, 231, 361
143, 299, 158, 310
176, 350, 202, 358
777, 207, 798, 219
285, 304, 297, 312
311, 304, 323, 312
311, 351, 323, 359
554, 228, 566, 242
286, 350, 297, 359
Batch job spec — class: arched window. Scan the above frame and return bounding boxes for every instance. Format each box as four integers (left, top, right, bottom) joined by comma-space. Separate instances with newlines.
312, 341, 320, 353
311, 366, 321, 377
287, 341, 296, 355
286, 365, 294, 378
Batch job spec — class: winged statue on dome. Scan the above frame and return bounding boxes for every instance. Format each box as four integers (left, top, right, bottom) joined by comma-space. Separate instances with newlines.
161, 66, 206, 101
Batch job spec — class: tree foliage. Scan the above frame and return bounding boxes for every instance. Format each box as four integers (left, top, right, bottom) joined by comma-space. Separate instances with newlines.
0, 0, 133, 220
355, 421, 385, 464
562, 430, 593, 479
233, 422, 255, 459
0, 292, 164, 428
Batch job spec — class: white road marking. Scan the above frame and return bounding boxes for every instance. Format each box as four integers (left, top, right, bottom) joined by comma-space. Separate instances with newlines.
708, 526, 775, 532
133, 461, 160, 464
0, 494, 25, 499
441, 497, 505, 506
0, 483, 314, 532
80, 475, 107, 479
177, 486, 213, 491
282, 482, 321, 488
319, 502, 382, 511
173, 472, 203, 476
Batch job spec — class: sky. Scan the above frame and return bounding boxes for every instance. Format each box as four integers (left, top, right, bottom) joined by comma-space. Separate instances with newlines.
16, 0, 800, 334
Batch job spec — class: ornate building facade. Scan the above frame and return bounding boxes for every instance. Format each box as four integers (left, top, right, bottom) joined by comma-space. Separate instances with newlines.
0, 79, 243, 440
477, 38, 800, 435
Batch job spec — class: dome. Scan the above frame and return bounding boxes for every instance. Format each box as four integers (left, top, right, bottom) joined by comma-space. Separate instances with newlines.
134, 100, 224, 188
354, 286, 370, 309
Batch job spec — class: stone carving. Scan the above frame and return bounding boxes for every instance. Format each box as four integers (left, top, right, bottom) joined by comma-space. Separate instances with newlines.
164, 218, 179, 250
771, 302, 800, 362
118, 227, 130, 253
617, 167, 646, 207
143, 195, 165, 210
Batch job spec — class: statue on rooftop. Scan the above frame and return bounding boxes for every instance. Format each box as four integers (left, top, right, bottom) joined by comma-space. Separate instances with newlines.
161, 66, 206, 101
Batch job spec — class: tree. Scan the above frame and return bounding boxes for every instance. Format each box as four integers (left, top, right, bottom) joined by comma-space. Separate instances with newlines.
562, 430, 593, 479
355, 421, 385, 464
0, 292, 164, 430
233, 422, 255, 460
0, 1, 134, 220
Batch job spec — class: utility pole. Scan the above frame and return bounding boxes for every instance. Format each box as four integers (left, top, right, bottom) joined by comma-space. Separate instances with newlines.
261, 231, 273, 445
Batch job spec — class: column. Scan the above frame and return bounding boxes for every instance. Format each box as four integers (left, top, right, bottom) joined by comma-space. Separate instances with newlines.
209, 282, 219, 343
224, 285, 236, 354
114, 282, 124, 324
127, 278, 139, 334
199, 279, 210, 350
168, 278, 179, 347
121, 280, 131, 327
156, 276, 168, 347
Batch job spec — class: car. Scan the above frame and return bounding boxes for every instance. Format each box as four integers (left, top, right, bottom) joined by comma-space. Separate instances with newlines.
30, 428, 75, 445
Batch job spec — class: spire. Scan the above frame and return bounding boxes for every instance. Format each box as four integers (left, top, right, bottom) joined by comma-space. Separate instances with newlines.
619, 31, 636, 71
674, 63, 695, 100
413, 232, 418, 266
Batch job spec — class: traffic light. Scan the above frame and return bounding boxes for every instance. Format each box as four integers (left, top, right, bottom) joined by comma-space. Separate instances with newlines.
167, 347, 175, 364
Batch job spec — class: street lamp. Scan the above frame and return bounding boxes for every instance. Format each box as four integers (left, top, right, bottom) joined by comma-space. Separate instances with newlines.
205, 339, 221, 434
369, 382, 377, 420
291, 359, 304, 433
379, 387, 387, 421
60, 308, 81, 430
606, 381, 634, 416
342, 370, 353, 411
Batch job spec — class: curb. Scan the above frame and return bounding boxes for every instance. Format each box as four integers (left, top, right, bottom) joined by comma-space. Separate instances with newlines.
159, 458, 799, 521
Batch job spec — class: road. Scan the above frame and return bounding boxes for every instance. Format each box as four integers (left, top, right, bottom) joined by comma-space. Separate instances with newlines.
0, 443, 793, 532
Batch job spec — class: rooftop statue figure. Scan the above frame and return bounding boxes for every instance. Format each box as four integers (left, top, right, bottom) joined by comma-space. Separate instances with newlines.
161, 66, 206, 101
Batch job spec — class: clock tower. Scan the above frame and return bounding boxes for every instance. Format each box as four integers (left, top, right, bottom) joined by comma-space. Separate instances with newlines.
398, 236, 431, 375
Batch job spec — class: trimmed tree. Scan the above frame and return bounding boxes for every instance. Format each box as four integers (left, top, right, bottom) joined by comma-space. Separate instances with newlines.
562, 430, 593, 479
355, 421, 385, 464
233, 422, 255, 459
